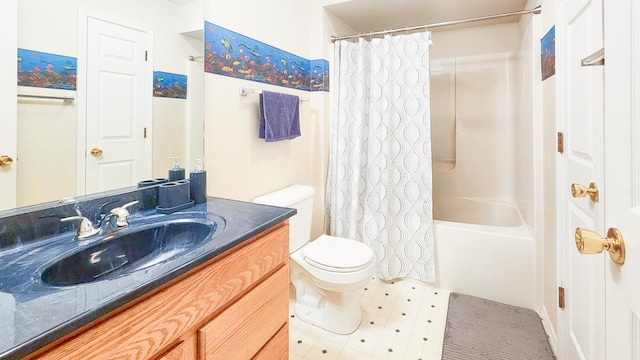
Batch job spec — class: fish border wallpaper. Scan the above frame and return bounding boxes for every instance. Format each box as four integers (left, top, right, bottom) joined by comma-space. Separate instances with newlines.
17, 49, 77, 90
153, 71, 188, 99
310, 59, 330, 92
541, 26, 555, 81
204, 22, 329, 92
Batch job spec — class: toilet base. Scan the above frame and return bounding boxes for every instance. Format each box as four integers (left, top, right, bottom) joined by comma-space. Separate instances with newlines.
291, 268, 365, 335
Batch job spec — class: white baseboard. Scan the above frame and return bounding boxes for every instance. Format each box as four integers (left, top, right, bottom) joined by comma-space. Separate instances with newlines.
540, 304, 558, 357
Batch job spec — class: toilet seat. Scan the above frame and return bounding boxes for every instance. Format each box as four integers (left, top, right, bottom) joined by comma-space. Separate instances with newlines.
303, 235, 374, 273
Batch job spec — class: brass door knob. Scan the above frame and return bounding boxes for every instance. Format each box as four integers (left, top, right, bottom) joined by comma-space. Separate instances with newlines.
575, 227, 625, 264
571, 182, 599, 202
0, 155, 13, 167
90, 148, 103, 157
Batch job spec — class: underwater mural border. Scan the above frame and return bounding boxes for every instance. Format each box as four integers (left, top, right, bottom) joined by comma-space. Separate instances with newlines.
204, 21, 329, 92
153, 71, 188, 99
17, 48, 190, 97
17, 49, 77, 90
309, 59, 330, 92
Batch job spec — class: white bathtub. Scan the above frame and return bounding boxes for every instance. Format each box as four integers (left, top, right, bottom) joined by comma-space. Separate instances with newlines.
433, 197, 536, 309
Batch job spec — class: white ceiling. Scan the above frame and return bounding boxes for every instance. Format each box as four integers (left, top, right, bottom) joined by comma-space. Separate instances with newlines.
325, 0, 531, 35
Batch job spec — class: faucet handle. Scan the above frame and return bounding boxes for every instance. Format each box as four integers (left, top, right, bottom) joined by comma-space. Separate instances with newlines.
60, 216, 99, 240
110, 200, 139, 227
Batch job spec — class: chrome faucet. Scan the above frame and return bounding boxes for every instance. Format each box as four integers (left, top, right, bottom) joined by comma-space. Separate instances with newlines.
60, 216, 99, 240
60, 200, 139, 240
107, 200, 139, 228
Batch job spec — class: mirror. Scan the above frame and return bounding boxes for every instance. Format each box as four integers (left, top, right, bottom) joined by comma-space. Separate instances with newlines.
15, 0, 204, 208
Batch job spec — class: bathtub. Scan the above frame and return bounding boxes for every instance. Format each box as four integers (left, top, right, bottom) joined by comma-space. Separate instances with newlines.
433, 197, 535, 309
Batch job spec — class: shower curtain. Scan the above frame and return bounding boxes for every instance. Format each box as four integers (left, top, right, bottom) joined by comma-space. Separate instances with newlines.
326, 32, 434, 282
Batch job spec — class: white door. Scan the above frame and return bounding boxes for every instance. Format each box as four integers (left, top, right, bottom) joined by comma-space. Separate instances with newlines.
0, 0, 17, 211
558, 0, 640, 360
558, 0, 605, 358
80, 12, 151, 194
602, 0, 640, 358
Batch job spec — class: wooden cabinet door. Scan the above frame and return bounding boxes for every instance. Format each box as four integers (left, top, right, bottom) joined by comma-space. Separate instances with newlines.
198, 267, 289, 359
253, 324, 288, 360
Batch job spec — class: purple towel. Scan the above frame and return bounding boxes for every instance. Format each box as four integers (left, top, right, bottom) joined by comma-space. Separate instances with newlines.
258, 90, 301, 142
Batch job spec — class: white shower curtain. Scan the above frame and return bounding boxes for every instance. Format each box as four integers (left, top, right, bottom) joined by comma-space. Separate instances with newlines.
327, 32, 434, 282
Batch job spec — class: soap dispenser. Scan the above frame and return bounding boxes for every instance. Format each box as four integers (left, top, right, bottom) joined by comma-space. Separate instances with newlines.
189, 158, 207, 203
167, 157, 185, 181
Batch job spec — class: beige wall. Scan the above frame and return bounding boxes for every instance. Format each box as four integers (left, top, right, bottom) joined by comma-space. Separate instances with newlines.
203, 76, 315, 201
542, 75, 557, 333
431, 23, 521, 59
203, 1, 339, 239
16, 0, 200, 206
513, 0, 557, 342
17, 89, 77, 206
539, 0, 558, 340
513, 0, 559, 341
514, 13, 537, 233
152, 98, 187, 179
0, 1, 17, 211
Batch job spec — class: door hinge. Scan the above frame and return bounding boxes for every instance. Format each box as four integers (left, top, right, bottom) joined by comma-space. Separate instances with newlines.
144, 127, 147, 138
557, 132, 564, 153
559, 286, 565, 309
145, 50, 148, 61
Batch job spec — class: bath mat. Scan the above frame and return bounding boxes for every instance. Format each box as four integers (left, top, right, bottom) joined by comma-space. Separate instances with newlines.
442, 293, 555, 360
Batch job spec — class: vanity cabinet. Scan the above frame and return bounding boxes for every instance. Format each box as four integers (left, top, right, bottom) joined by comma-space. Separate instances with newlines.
28, 222, 290, 360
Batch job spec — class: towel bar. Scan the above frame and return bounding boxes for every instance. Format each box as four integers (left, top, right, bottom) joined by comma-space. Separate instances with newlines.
17, 94, 74, 104
239, 87, 309, 102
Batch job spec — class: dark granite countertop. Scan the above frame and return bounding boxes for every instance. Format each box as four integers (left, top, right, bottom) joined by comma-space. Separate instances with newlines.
0, 197, 295, 359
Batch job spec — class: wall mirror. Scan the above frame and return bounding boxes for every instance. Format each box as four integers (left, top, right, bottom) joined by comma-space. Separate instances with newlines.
15, 0, 203, 208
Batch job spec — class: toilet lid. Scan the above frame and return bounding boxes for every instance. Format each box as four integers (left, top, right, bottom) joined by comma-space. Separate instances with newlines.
303, 235, 373, 273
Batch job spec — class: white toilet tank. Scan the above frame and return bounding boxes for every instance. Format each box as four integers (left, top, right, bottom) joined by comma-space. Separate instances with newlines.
253, 185, 315, 253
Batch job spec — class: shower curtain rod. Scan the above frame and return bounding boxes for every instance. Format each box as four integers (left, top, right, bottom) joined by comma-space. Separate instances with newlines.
330, 5, 541, 42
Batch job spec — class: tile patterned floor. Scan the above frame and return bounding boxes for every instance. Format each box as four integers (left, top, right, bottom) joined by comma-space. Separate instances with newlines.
289, 278, 450, 360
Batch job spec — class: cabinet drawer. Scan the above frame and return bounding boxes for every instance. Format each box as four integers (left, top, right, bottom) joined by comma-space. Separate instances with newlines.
33, 224, 289, 360
198, 266, 289, 360
156, 335, 196, 360
253, 324, 288, 360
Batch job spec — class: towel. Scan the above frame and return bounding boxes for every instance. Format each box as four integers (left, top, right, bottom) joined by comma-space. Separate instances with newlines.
258, 90, 301, 142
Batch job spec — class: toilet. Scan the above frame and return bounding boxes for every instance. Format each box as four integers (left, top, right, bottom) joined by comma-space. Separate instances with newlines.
254, 185, 374, 335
